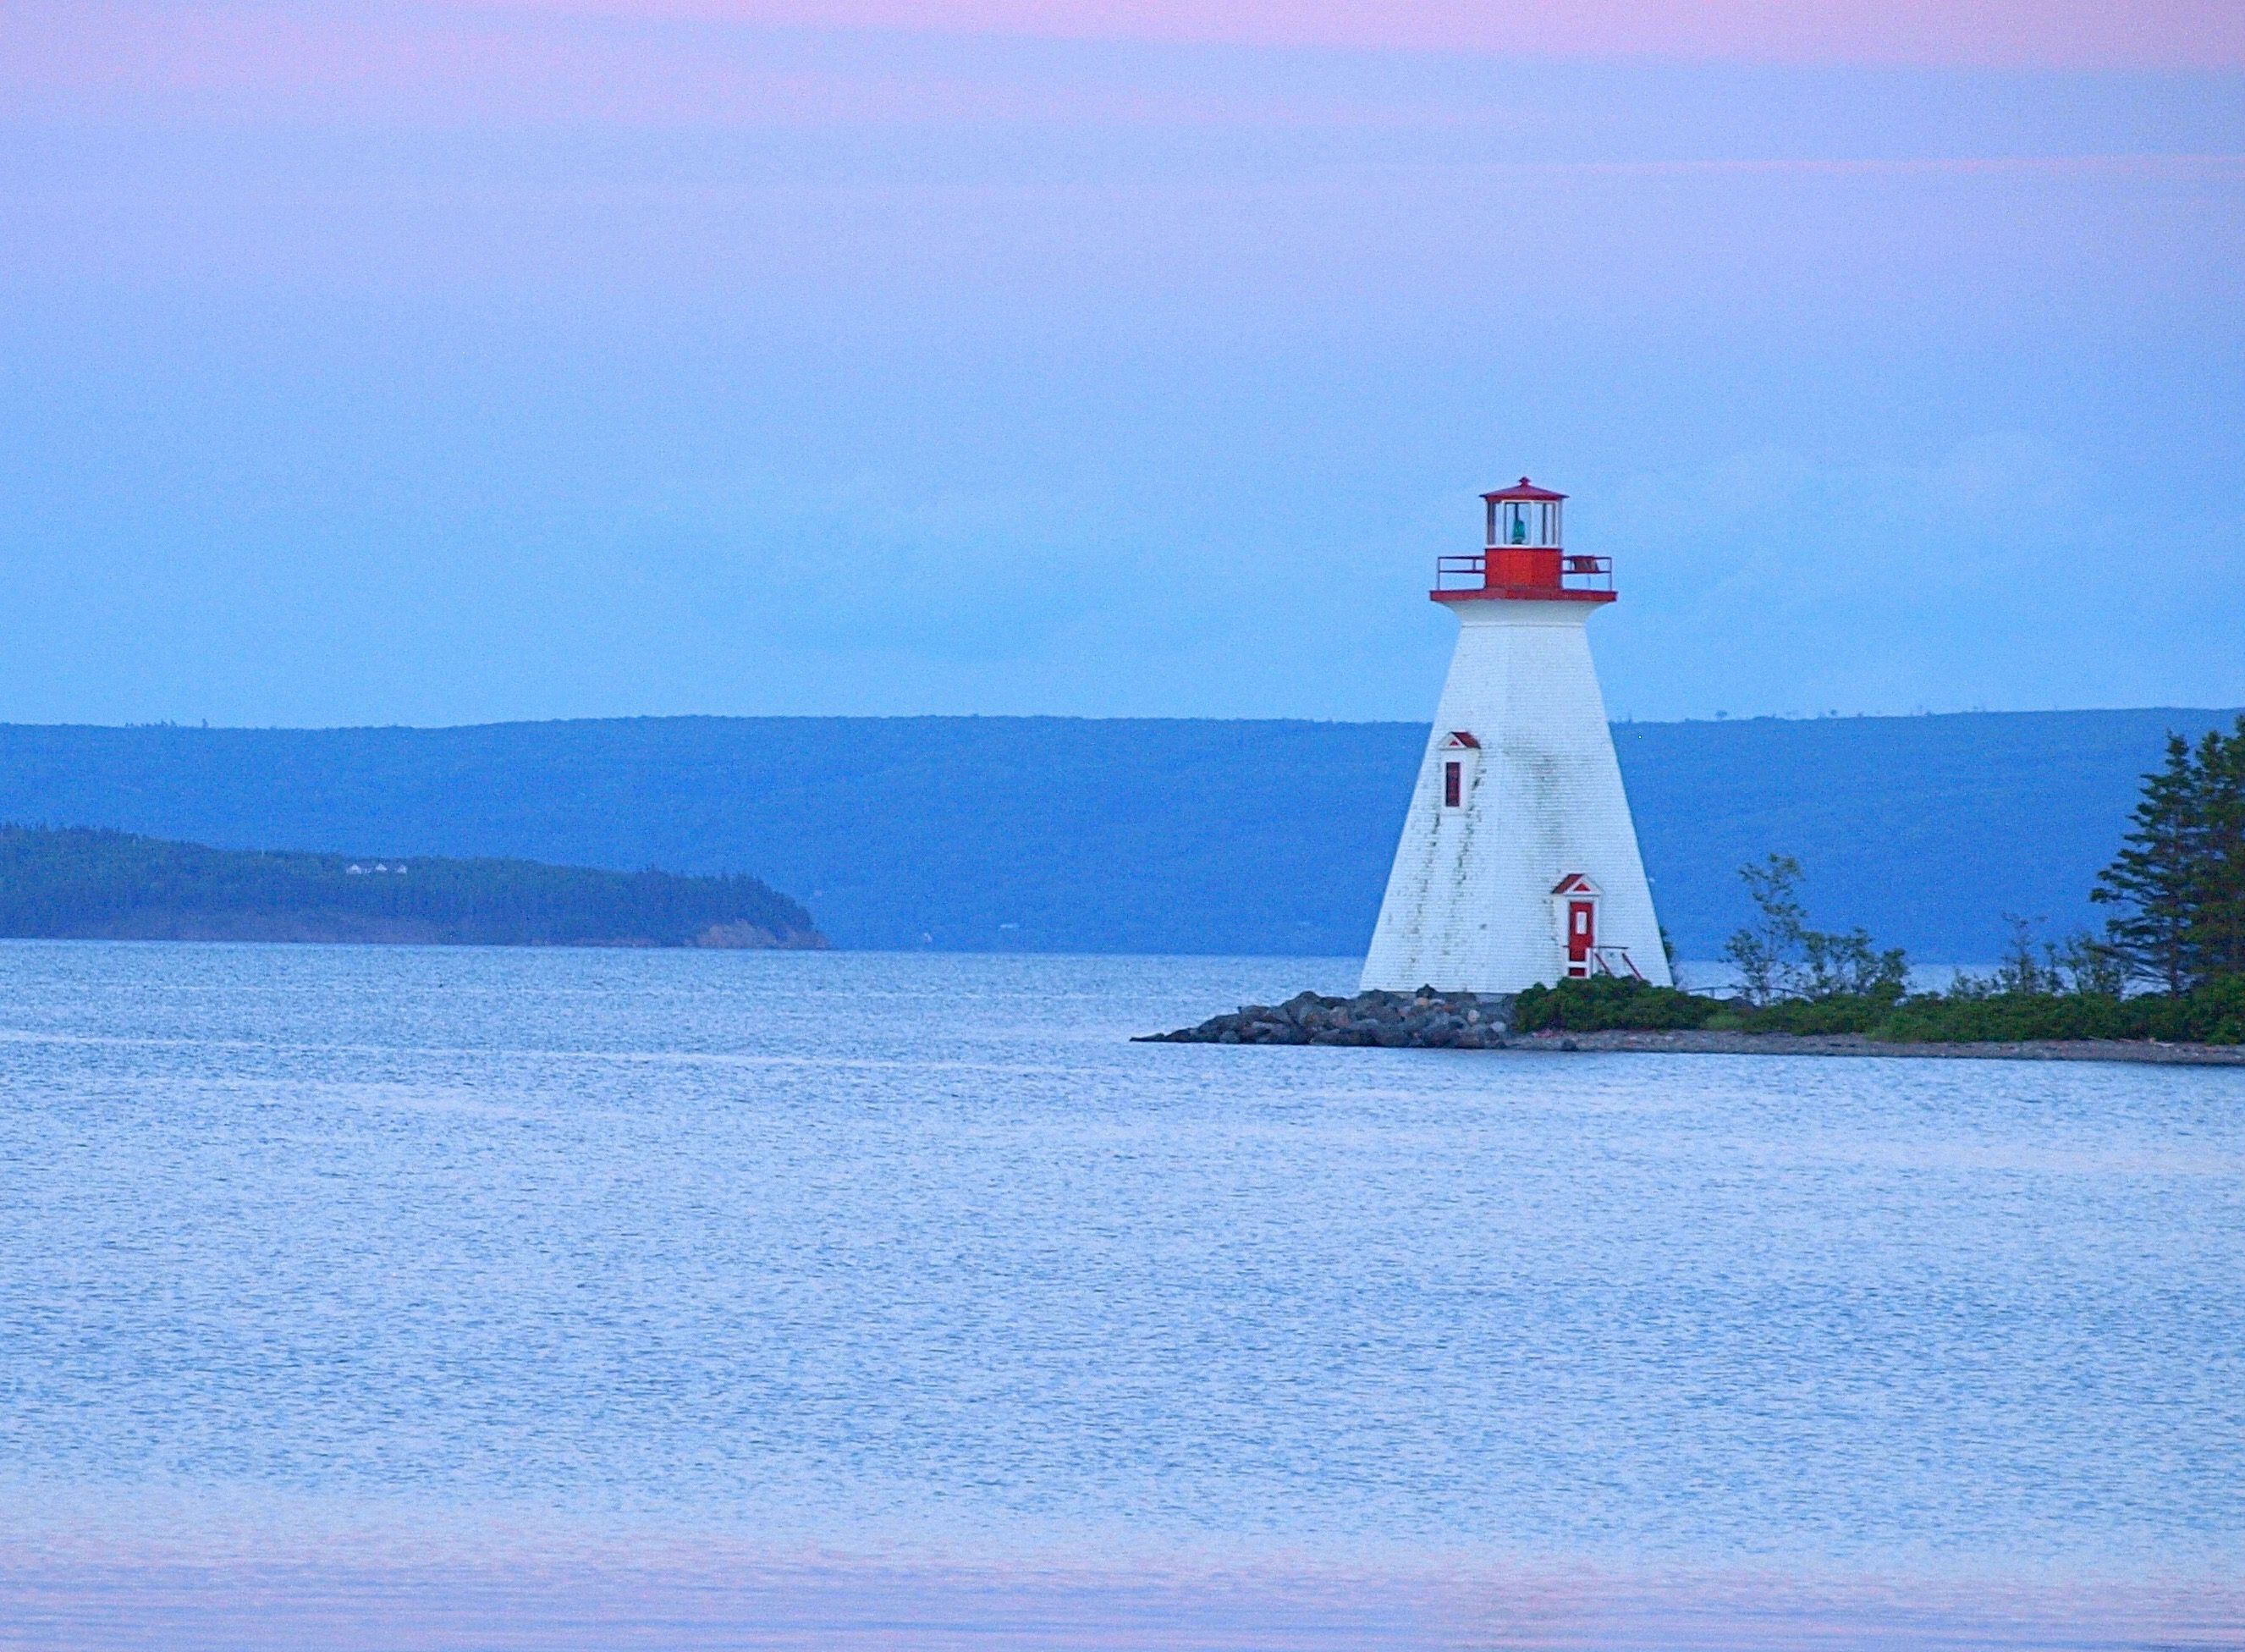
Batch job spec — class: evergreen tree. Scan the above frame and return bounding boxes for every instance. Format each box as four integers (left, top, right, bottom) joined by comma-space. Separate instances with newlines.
2189, 718, 2245, 982
2094, 730, 2217, 991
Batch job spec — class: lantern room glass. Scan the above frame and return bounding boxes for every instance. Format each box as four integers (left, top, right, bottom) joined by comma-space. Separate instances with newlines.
1489, 499, 1562, 548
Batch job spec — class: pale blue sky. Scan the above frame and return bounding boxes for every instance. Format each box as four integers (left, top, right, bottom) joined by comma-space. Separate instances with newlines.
3, 5, 2241, 725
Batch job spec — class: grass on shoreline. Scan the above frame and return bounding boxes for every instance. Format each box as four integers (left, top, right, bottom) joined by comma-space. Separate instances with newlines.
1511, 974, 2245, 1045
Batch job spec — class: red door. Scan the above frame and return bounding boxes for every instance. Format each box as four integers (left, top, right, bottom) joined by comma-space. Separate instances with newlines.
1566, 900, 1595, 975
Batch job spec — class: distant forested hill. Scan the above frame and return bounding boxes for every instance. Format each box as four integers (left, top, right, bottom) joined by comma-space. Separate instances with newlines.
0, 825, 823, 948
0, 711, 2232, 961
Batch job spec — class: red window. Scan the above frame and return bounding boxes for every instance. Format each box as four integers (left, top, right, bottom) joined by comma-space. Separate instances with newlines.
1444, 761, 1461, 808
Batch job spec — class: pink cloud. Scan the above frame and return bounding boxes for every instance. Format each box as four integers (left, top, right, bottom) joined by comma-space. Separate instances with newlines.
463, 0, 2245, 70
1, 3, 1229, 127
7, 0, 2237, 134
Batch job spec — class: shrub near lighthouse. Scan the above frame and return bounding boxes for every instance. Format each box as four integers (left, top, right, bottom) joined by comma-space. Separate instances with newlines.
1360, 479, 1669, 994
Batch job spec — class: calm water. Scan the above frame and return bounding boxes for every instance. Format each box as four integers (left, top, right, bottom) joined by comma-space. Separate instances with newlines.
1, 942, 2240, 1648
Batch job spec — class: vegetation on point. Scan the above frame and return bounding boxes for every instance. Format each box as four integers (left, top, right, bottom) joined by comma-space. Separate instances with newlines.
0, 824, 822, 948
1518, 718, 2245, 1045
1512, 972, 2245, 1045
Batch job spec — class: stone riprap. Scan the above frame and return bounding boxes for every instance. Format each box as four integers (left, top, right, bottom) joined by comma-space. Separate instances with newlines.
1136, 988, 1513, 1049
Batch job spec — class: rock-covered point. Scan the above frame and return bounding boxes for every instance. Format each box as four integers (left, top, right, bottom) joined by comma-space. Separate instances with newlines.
1138, 988, 1513, 1049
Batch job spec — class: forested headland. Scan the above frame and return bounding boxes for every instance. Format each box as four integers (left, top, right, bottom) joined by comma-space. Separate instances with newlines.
0, 825, 824, 949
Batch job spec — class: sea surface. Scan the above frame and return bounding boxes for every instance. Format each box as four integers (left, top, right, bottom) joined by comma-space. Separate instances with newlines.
0, 942, 2239, 1649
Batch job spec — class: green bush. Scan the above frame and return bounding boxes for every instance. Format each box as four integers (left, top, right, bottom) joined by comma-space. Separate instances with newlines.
1511, 973, 2243, 1044
1512, 977, 1727, 1032
1875, 992, 2138, 1044
2142, 975, 2245, 1044
1875, 978, 2242, 1044
1738, 994, 1896, 1035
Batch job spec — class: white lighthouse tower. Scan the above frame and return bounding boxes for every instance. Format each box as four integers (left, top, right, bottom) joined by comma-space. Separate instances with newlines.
1361, 478, 1670, 994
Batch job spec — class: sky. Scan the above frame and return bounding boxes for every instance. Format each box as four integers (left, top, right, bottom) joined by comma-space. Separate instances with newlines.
2, 1, 2241, 726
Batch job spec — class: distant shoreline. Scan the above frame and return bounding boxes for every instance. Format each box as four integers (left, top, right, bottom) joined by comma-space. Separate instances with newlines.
1508, 1029, 2242, 1065
0, 920, 827, 950
0, 824, 827, 950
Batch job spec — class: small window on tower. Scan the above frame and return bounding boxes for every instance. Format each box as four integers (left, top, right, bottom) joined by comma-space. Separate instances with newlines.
1444, 761, 1462, 808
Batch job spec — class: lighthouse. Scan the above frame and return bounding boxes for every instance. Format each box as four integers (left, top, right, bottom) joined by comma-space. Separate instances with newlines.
1360, 478, 1670, 994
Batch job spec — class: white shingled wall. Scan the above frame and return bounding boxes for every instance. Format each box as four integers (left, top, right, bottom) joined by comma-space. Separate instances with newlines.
1360, 598, 1670, 993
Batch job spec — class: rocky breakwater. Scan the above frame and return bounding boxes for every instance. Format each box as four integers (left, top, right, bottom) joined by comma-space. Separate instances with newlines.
1136, 988, 1512, 1049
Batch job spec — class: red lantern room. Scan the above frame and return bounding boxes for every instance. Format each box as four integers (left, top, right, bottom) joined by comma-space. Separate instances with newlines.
1433, 477, 1615, 605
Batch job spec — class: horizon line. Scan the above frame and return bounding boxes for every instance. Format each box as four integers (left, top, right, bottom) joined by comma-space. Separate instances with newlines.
6, 704, 2239, 735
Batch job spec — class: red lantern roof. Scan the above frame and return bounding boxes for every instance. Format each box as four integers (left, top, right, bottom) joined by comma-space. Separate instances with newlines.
1482, 476, 1566, 503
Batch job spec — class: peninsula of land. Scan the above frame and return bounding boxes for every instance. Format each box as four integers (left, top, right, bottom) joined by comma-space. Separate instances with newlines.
1504, 1027, 2243, 1064
1138, 988, 2245, 1065
0, 824, 824, 949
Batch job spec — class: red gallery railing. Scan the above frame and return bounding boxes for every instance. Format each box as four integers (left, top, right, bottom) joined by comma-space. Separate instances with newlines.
1433, 553, 1614, 597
